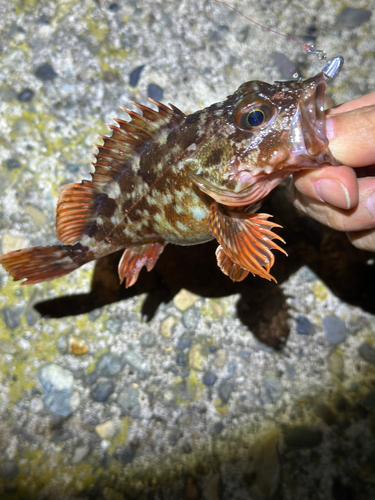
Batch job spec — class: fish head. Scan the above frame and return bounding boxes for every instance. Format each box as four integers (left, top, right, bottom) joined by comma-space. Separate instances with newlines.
187, 72, 337, 206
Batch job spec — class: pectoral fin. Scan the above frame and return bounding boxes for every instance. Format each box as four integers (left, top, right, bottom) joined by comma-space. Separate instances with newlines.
208, 202, 287, 283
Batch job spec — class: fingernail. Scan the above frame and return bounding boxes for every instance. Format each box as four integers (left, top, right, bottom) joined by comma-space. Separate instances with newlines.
315, 179, 351, 210
326, 116, 334, 141
365, 191, 375, 219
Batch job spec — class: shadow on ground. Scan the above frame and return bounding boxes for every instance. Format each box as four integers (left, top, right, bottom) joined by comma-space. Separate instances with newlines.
35, 185, 375, 348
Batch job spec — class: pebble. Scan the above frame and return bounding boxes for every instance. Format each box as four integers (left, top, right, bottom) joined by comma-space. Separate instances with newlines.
17, 88, 34, 102
69, 337, 88, 355
129, 64, 145, 87
2, 306, 21, 329
296, 315, 312, 335
177, 353, 188, 366
90, 380, 115, 402
123, 350, 148, 374
118, 386, 140, 417
121, 446, 134, 464
24, 205, 46, 226
56, 335, 68, 353
140, 330, 156, 347
272, 51, 297, 79
161, 316, 177, 337
358, 342, 375, 365
260, 376, 284, 404
182, 307, 200, 329
182, 442, 192, 454
243, 430, 280, 499
95, 420, 117, 439
147, 83, 163, 101
29, 397, 44, 414
105, 316, 122, 334
0, 460, 19, 481
214, 349, 227, 368
176, 334, 192, 350
96, 353, 123, 377
213, 421, 224, 434
35, 62, 58, 81
188, 344, 205, 371
227, 361, 237, 377
173, 289, 199, 311
0, 338, 17, 355
328, 351, 344, 379
336, 8, 371, 28
218, 380, 233, 404
39, 363, 74, 417
6, 158, 21, 170
323, 315, 347, 345
284, 425, 323, 448
108, 3, 119, 12
168, 427, 183, 445
25, 310, 38, 326
72, 444, 90, 464
203, 372, 217, 386
1, 233, 27, 254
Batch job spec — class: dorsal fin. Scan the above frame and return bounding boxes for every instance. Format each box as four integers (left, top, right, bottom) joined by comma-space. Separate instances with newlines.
56, 100, 186, 245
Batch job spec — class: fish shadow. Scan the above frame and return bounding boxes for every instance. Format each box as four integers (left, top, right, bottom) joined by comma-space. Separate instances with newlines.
35, 185, 375, 348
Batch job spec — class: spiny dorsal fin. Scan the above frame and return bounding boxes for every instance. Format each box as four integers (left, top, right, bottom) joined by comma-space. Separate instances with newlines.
56, 100, 186, 245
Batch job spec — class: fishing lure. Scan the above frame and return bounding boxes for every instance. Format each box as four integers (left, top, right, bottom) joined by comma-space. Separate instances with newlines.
0, 2, 344, 287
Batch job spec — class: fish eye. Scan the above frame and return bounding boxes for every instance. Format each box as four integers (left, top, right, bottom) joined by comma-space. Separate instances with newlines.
234, 97, 276, 132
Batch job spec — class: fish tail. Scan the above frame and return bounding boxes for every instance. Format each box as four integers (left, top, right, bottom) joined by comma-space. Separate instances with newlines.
0, 243, 92, 285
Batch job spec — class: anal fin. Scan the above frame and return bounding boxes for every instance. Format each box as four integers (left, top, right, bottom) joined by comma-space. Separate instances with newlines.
118, 242, 165, 288
209, 202, 287, 283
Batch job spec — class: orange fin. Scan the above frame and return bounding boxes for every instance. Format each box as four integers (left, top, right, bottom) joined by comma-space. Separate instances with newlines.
0, 244, 90, 285
56, 183, 98, 244
209, 203, 287, 283
118, 242, 165, 288
215, 246, 249, 282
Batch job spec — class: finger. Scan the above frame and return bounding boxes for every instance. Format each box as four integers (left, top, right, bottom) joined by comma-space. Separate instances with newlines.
326, 105, 375, 167
292, 177, 375, 232
347, 228, 375, 252
328, 92, 375, 115
292, 166, 358, 210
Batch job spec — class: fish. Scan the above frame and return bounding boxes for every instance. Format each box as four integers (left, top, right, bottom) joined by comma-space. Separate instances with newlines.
0, 72, 337, 287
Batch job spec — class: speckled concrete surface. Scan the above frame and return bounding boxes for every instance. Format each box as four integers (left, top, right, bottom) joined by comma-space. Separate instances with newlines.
1, 1, 375, 499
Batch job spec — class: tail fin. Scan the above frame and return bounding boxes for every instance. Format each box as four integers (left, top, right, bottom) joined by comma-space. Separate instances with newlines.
0, 243, 91, 285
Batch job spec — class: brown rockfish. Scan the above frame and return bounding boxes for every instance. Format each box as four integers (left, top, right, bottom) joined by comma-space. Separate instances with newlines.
0, 72, 337, 287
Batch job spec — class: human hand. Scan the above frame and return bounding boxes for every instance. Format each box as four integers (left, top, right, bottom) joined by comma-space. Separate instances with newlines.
291, 92, 375, 252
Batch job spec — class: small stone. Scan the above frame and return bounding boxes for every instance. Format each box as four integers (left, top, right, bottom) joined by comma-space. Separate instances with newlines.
105, 316, 122, 334
188, 344, 205, 371
182, 307, 200, 329
147, 83, 163, 101
182, 442, 192, 454
35, 62, 58, 81
123, 350, 148, 374
0, 460, 19, 481
358, 343, 375, 365
227, 361, 237, 377
176, 334, 192, 350
336, 8, 371, 28
313, 281, 328, 301
91, 380, 115, 402
173, 289, 199, 311
6, 158, 21, 170
218, 380, 233, 404
299, 264, 318, 282
118, 386, 140, 417
39, 364, 74, 417
2, 306, 21, 329
1, 233, 27, 254
140, 330, 156, 347
213, 421, 224, 434
328, 351, 344, 379
177, 353, 188, 366
323, 316, 347, 345
25, 310, 38, 326
214, 349, 227, 368
129, 64, 145, 86
203, 372, 217, 386
168, 427, 183, 445
108, 3, 119, 12
72, 444, 90, 464
96, 353, 123, 377
284, 425, 322, 448
56, 335, 68, 353
260, 376, 284, 404
29, 397, 44, 413
69, 337, 88, 355
95, 420, 117, 439
243, 430, 280, 499
121, 446, 134, 464
24, 205, 46, 226
0, 339, 17, 355
161, 316, 177, 337
296, 315, 312, 335
18, 88, 35, 102
238, 349, 251, 360
66, 163, 79, 173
